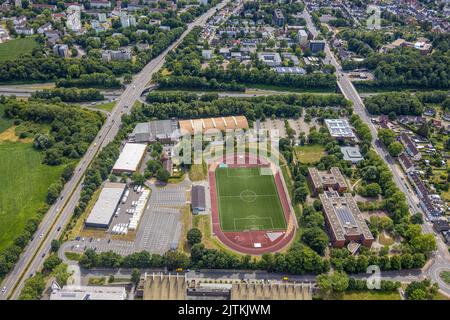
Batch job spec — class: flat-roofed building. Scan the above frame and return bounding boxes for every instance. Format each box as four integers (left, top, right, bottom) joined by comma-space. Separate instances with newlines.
274, 66, 306, 74
231, 282, 312, 300
308, 167, 347, 196
130, 119, 179, 144
273, 9, 285, 26
112, 143, 147, 174
139, 273, 312, 300
325, 119, 356, 140
297, 29, 308, 47
320, 191, 374, 248
85, 182, 126, 228
257, 52, 282, 67
141, 273, 186, 300
191, 185, 206, 214
309, 39, 325, 53
50, 285, 126, 300
179, 116, 249, 135
340, 146, 364, 164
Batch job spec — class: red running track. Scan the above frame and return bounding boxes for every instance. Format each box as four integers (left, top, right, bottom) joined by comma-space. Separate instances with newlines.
209, 154, 296, 255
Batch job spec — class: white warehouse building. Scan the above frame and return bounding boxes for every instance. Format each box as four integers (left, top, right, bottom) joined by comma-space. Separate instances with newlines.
112, 143, 147, 174
85, 182, 127, 229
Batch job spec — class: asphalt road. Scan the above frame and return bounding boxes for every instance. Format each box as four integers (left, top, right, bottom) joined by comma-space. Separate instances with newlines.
74, 267, 425, 287
0, 0, 229, 300
0, 87, 121, 100
303, 8, 450, 296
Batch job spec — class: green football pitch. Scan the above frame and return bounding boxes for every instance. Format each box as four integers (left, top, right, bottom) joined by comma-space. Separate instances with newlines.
215, 167, 287, 232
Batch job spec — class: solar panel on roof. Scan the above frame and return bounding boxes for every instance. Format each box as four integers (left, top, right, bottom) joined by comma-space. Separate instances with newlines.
336, 207, 357, 227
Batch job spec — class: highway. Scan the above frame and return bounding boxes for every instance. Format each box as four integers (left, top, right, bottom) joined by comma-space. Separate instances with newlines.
0, 0, 229, 300
302, 8, 450, 295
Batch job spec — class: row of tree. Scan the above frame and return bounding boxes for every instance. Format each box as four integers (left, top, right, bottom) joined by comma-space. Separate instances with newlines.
78, 242, 329, 275
135, 93, 351, 123
31, 88, 104, 102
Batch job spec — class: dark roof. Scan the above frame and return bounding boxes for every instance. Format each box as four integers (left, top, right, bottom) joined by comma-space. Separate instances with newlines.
400, 133, 420, 156
191, 185, 205, 209
399, 152, 413, 170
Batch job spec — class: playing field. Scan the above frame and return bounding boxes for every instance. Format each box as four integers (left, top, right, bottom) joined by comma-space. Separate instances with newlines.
215, 167, 287, 232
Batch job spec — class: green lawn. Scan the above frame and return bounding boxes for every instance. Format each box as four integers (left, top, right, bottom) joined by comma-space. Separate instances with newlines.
91, 101, 116, 112
333, 291, 401, 300
215, 167, 287, 232
441, 271, 450, 285
0, 104, 14, 133
294, 144, 326, 163
0, 142, 64, 252
0, 37, 38, 61
189, 162, 207, 181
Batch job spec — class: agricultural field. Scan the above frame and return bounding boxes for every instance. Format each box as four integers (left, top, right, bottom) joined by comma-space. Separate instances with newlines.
215, 167, 286, 232
0, 37, 38, 61
0, 142, 64, 252
294, 144, 326, 163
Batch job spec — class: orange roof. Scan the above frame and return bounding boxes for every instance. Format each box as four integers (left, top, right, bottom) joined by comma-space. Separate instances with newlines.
178, 116, 249, 135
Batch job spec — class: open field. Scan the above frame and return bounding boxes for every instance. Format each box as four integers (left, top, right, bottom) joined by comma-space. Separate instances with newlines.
215, 167, 286, 232
294, 144, 325, 163
0, 142, 64, 252
0, 37, 38, 61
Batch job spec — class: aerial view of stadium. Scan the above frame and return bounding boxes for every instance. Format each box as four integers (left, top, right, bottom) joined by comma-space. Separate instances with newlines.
215, 166, 287, 232
209, 153, 296, 255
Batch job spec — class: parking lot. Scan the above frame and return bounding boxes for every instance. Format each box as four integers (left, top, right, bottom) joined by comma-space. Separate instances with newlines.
260, 117, 317, 141
107, 185, 149, 235
63, 181, 189, 257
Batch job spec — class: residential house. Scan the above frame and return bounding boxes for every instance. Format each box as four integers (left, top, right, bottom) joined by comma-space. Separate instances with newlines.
400, 133, 422, 161
37, 22, 52, 34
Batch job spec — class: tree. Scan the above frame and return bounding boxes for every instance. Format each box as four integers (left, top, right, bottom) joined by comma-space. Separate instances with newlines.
131, 268, 141, 285
361, 182, 382, 197
156, 169, 170, 182
294, 186, 308, 203
301, 227, 328, 255
378, 128, 396, 146
43, 255, 62, 273
131, 173, 145, 185
387, 141, 403, 157
405, 280, 437, 300
410, 234, 436, 255
410, 213, 423, 225
360, 166, 379, 181
417, 123, 429, 138
187, 228, 202, 246
163, 251, 190, 270
50, 239, 60, 253
317, 271, 349, 296
47, 182, 62, 204
52, 262, 71, 286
